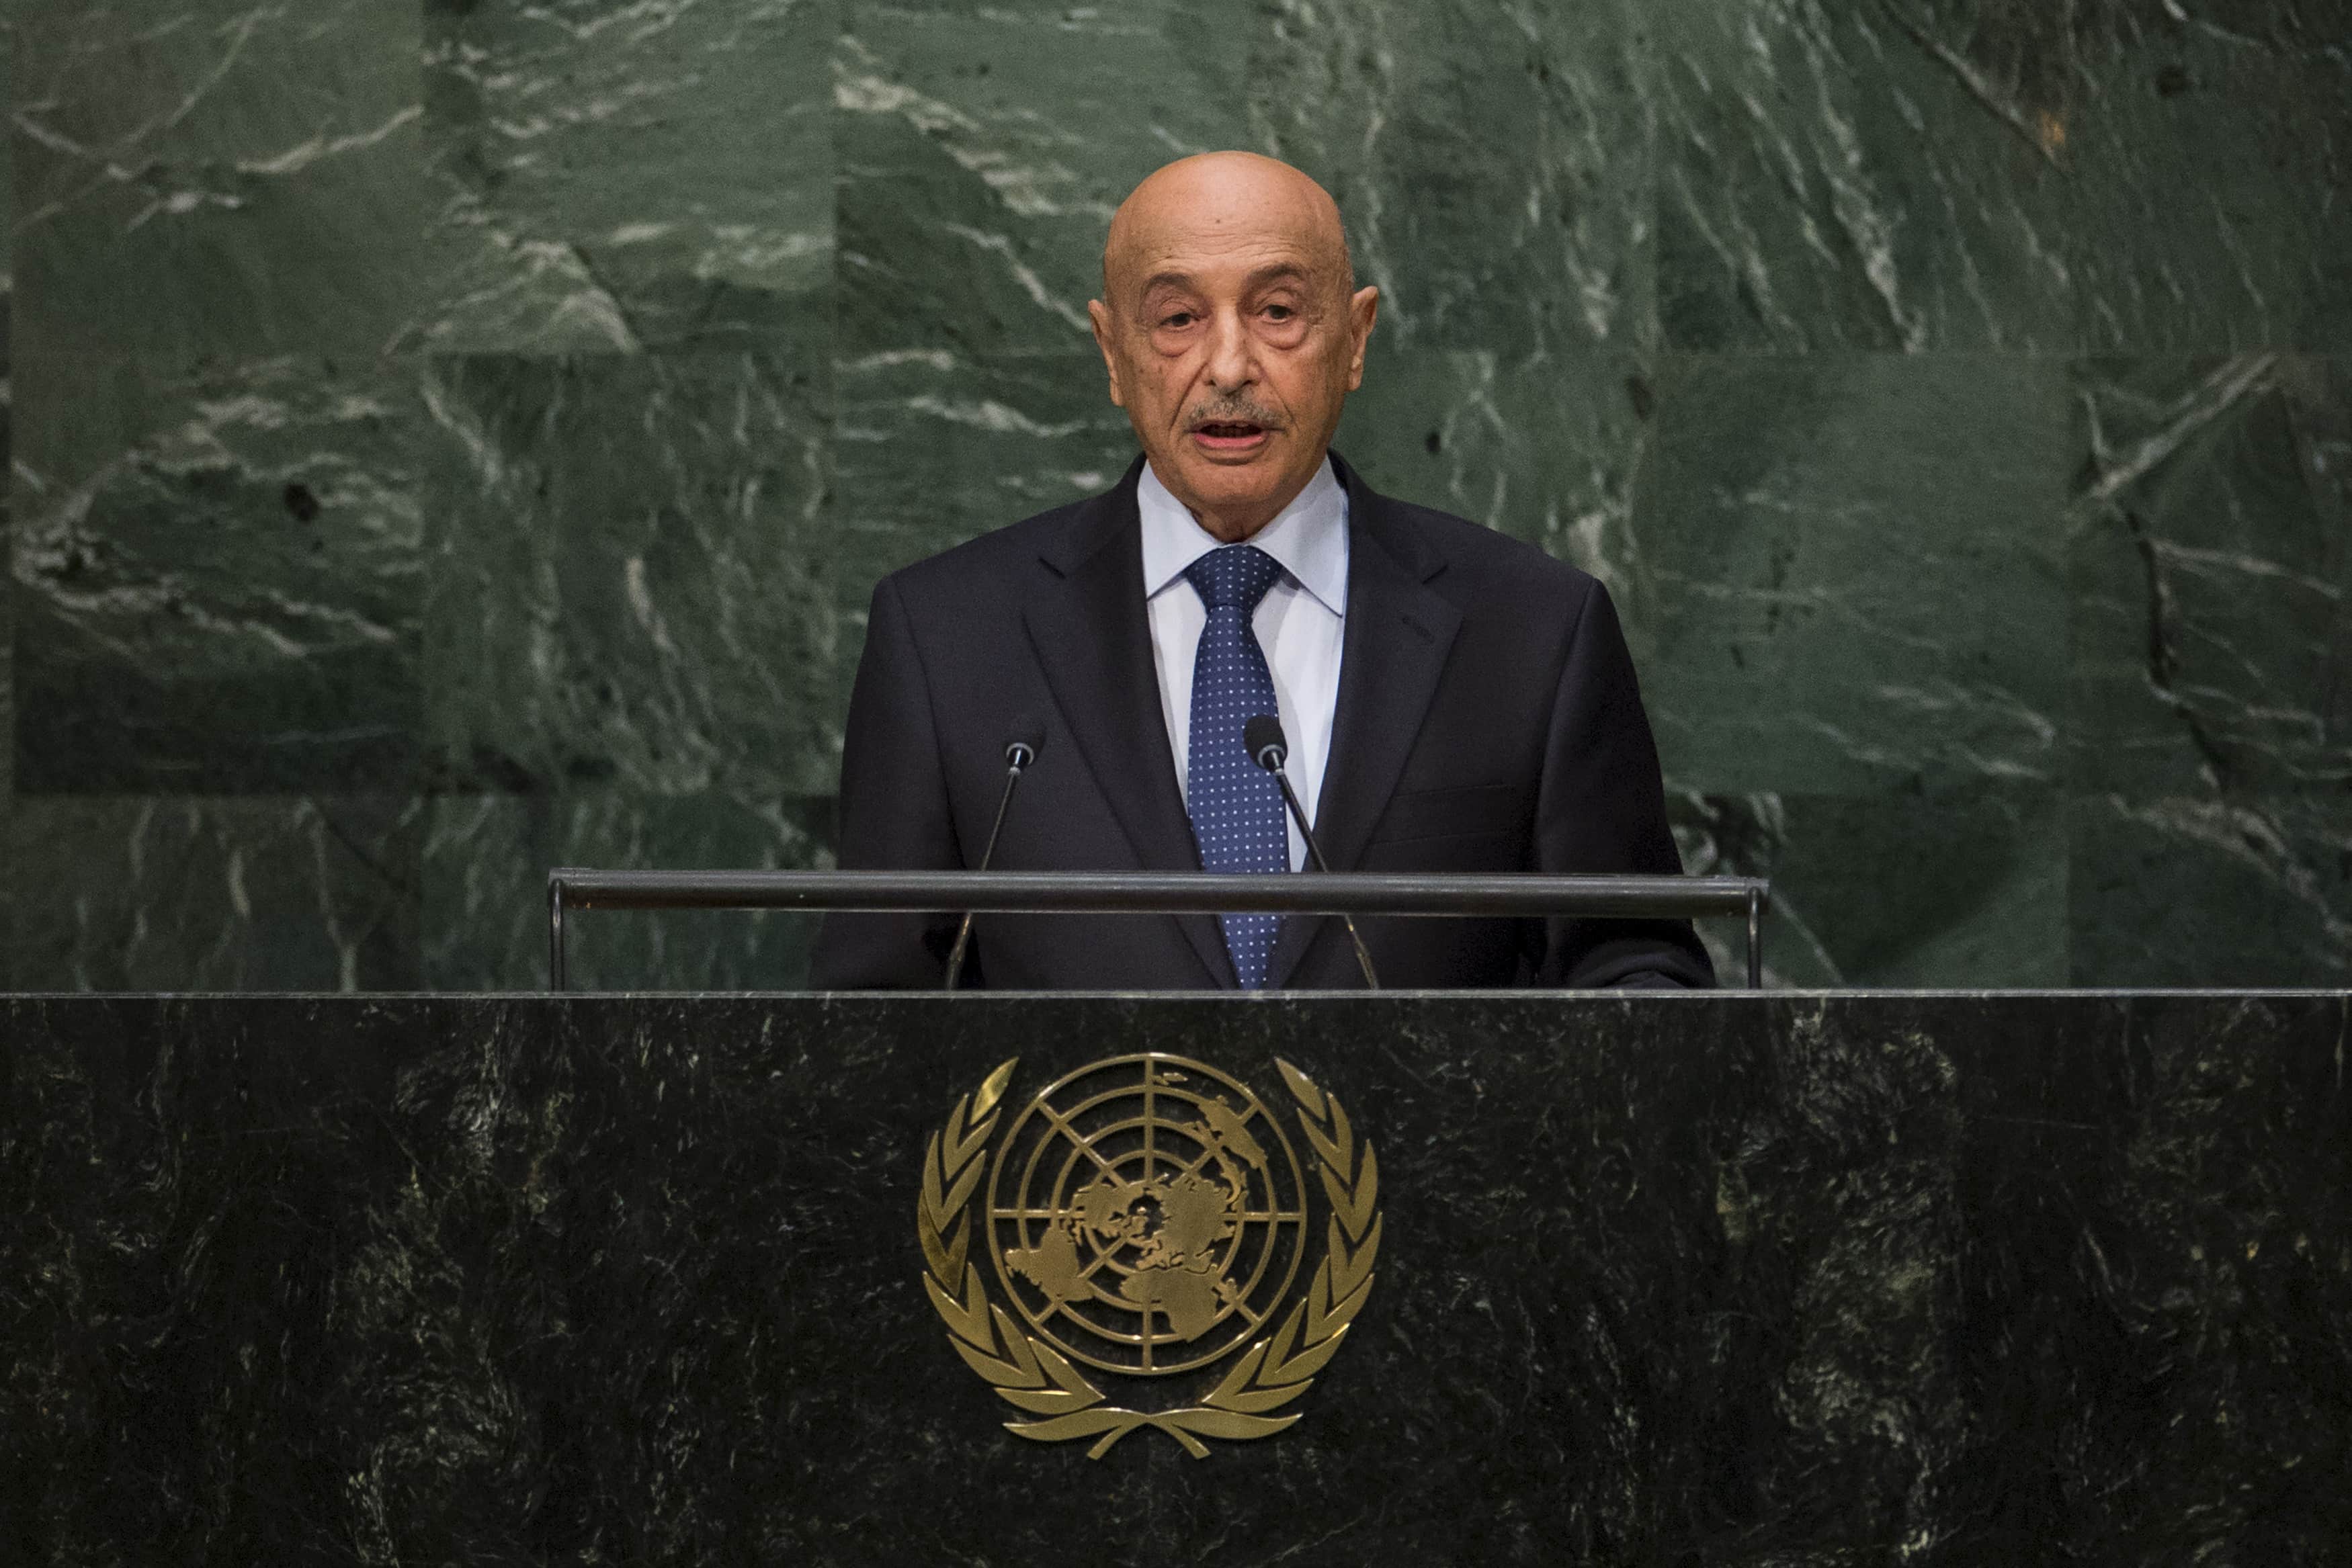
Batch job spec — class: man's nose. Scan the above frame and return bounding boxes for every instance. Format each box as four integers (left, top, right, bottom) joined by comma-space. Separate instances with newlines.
1203, 308, 1253, 391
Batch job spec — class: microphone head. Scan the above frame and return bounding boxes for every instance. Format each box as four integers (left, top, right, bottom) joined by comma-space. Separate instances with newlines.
1004, 712, 1045, 771
1243, 714, 1288, 773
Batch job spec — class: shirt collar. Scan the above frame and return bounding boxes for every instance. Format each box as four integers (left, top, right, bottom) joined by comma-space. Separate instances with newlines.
1137, 455, 1349, 617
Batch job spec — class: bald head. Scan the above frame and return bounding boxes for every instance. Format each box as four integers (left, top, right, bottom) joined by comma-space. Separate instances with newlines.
1087, 153, 1379, 543
1101, 152, 1353, 308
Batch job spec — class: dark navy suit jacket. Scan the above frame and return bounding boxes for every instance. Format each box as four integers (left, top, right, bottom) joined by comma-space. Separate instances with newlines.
812, 453, 1712, 990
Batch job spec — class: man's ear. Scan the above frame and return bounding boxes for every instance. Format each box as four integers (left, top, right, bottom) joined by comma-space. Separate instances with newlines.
1087, 298, 1126, 408
1345, 285, 1380, 391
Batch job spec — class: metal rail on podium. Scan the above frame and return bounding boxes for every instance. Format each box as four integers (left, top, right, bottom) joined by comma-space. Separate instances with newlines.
544, 870, 1773, 991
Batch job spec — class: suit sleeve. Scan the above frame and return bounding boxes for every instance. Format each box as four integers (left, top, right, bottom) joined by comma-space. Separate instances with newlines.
810, 575, 966, 989
1529, 580, 1716, 989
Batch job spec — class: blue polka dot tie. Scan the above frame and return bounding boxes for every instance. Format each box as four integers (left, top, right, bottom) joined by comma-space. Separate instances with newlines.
1183, 544, 1289, 989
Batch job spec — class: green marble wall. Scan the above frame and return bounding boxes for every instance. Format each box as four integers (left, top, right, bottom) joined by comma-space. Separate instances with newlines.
4, 0, 2347, 990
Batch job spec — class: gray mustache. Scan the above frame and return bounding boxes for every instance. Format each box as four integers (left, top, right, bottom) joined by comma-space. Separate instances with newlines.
1186, 399, 1285, 431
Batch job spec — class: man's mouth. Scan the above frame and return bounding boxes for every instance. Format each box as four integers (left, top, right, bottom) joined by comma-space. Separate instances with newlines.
1189, 420, 1273, 454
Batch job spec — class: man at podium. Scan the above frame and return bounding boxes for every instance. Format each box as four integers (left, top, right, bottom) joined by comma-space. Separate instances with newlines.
814, 153, 1710, 992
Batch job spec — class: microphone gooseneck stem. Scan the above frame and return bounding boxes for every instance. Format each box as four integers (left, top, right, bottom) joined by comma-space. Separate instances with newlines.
1267, 765, 1382, 991
943, 758, 1026, 991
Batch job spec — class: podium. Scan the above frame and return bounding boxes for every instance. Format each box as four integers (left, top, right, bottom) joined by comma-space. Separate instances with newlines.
9, 990, 2346, 1562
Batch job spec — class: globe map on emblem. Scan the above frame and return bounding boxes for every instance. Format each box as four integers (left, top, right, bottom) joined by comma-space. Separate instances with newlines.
987, 1054, 1309, 1375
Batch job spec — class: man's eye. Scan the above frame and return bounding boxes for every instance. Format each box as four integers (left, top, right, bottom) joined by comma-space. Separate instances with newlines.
1159, 312, 1194, 329
1263, 304, 1294, 321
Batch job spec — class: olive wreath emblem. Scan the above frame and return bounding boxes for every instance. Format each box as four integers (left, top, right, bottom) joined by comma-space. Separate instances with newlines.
916, 1056, 1382, 1458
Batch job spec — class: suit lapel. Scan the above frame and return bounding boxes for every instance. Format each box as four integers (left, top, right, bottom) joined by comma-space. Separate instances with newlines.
1266, 455, 1461, 989
1022, 461, 1236, 987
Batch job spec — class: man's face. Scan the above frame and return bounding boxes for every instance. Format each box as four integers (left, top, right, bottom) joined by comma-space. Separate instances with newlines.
1089, 159, 1378, 540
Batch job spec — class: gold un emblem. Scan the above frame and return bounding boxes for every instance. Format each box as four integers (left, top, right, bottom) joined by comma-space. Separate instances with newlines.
917, 1053, 1383, 1457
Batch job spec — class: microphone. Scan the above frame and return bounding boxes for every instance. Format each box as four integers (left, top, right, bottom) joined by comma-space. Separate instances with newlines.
1242, 715, 1380, 990
943, 714, 1044, 990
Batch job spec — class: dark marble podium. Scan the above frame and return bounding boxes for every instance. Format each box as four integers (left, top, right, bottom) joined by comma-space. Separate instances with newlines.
6, 993, 2347, 1564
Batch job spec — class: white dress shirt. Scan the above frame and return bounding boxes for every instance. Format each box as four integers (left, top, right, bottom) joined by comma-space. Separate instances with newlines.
1139, 457, 1349, 872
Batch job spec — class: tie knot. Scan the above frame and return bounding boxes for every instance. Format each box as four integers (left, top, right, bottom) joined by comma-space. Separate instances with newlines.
1183, 544, 1286, 613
